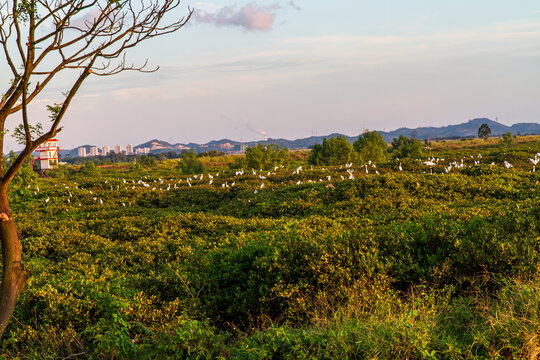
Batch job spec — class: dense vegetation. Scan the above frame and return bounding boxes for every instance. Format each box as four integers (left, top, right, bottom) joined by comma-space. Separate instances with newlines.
1, 136, 539, 359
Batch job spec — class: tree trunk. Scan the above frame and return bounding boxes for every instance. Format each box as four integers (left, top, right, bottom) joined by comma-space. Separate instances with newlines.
0, 190, 29, 337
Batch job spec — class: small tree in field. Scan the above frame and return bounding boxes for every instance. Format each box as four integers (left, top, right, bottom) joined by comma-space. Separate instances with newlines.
308, 136, 353, 166
390, 135, 424, 159
501, 132, 514, 146
353, 130, 387, 163
178, 150, 204, 174
0, 0, 192, 336
245, 144, 289, 170
478, 123, 491, 140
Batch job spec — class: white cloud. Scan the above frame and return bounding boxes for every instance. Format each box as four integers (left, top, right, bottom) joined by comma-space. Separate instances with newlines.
193, 2, 289, 31
70, 9, 105, 29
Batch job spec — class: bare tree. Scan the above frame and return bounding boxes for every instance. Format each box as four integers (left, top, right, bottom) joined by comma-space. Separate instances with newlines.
0, 0, 192, 336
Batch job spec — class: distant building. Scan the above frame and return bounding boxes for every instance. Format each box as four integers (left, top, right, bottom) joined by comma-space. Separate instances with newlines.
135, 148, 144, 154
234, 144, 247, 152
35, 139, 61, 170
102, 146, 110, 156
78, 147, 87, 157
143, 147, 150, 154
89, 146, 98, 156
114, 145, 122, 154
126, 144, 133, 155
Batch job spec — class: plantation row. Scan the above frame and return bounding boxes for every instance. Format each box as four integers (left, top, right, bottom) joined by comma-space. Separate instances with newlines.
1, 137, 539, 358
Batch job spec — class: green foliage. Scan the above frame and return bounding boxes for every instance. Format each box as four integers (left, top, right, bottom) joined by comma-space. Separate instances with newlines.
309, 136, 353, 165
79, 161, 100, 176
1, 136, 540, 358
478, 123, 491, 139
245, 144, 289, 170
353, 130, 387, 163
228, 155, 247, 170
46, 102, 62, 122
138, 155, 157, 168
4, 150, 18, 169
502, 132, 514, 146
14, 0, 37, 22
178, 150, 204, 174
390, 135, 425, 159
12, 122, 43, 145
129, 162, 144, 173
5, 151, 38, 188
11, 163, 37, 188
198, 150, 225, 158
46, 165, 69, 179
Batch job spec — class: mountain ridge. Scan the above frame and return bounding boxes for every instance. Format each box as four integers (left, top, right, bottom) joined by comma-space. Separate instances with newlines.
61, 118, 540, 157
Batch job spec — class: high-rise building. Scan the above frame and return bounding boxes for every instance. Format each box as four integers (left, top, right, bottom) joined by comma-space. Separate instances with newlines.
90, 146, 98, 156
143, 147, 150, 154
114, 145, 122, 154
78, 147, 87, 157
102, 146, 110, 156
126, 144, 133, 155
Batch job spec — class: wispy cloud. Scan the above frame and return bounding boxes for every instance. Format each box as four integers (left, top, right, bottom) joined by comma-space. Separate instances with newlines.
279, 19, 540, 63
245, 123, 266, 138
200, 58, 314, 72
70, 8, 108, 29
193, 1, 297, 31
109, 87, 177, 101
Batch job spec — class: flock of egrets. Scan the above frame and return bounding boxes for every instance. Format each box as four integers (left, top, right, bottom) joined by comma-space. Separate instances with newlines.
25, 152, 540, 206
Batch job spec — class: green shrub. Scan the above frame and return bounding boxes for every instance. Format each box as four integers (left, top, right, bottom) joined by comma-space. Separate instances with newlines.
309, 136, 353, 165
390, 135, 425, 159
178, 150, 204, 174
353, 130, 387, 163
245, 144, 289, 170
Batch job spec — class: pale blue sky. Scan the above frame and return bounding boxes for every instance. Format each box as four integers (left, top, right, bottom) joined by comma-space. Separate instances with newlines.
3, 0, 540, 149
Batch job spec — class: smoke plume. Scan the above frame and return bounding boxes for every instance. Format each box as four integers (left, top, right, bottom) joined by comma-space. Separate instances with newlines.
245, 124, 267, 139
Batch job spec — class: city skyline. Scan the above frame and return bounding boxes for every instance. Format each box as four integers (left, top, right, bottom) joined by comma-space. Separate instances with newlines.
76, 144, 151, 157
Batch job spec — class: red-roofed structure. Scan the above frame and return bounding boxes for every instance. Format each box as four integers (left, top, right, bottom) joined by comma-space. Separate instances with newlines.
35, 139, 61, 170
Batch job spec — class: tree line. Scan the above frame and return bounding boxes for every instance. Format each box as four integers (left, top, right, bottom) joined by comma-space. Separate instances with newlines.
237, 131, 426, 171
58, 124, 521, 177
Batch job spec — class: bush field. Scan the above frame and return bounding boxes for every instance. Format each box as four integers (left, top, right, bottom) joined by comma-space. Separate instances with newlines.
1, 137, 539, 359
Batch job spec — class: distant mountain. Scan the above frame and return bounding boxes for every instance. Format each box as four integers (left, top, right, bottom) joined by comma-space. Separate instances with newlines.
135, 139, 173, 150
376, 118, 529, 142
510, 122, 540, 134
59, 118, 539, 157
257, 118, 540, 149
60, 144, 93, 158
134, 139, 190, 152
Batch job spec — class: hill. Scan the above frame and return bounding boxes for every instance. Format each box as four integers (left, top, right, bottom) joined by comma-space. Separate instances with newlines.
59, 118, 539, 157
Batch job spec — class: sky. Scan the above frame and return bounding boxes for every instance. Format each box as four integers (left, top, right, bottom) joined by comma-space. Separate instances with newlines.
2, 0, 540, 150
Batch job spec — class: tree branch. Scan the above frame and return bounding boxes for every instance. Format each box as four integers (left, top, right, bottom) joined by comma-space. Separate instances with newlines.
5, 0, 192, 114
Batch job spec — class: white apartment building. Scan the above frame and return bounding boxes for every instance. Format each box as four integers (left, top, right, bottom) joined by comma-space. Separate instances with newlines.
114, 145, 122, 154
126, 144, 133, 155
102, 146, 110, 156
78, 147, 87, 157
90, 146, 99, 156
